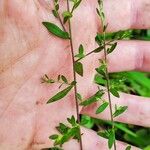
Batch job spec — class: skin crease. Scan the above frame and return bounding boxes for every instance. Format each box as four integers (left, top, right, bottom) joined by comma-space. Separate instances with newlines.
0, 0, 150, 149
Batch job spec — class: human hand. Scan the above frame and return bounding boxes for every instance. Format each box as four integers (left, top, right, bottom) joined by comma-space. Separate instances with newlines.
0, 0, 150, 149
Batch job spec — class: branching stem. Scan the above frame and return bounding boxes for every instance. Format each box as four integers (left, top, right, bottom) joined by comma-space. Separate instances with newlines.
66, 1, 83, 150
103, 32, 117, 150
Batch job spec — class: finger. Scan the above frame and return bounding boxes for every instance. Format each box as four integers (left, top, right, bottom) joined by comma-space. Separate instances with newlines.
81, 91, 150, 127
33, 127, 139, 150
71, 0, 150, 33
40, 0, 150, 33
93, 40, 150, 72
98, 0, 150, 31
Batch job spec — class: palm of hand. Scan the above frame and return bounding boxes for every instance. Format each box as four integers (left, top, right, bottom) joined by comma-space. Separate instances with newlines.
0, 1, 100, 149
1, 1, 150, 150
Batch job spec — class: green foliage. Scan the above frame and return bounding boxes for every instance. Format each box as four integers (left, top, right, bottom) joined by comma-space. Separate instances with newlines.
49, 116, 81, 148
76, 93, 82, 101
108, 130, 115, 149
97, 129, 116, 149
47, 85, 73, 103
96, 101, 109, 114
107, 42, 117, 54
75, 44, 85, 59
52, 0, 59, 18
74, 62, 83, 76
80, 90, 104, 106
41, 74, 55, 84
70, 0, 82, 13
62, 11, 72, 23
42, 22, 70, 39
110, 87, 120, 98
43, 0, 150, 149
113, 106, 128, 118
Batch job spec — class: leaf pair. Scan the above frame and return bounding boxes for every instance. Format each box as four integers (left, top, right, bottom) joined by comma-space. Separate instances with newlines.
113, 106, 128, 118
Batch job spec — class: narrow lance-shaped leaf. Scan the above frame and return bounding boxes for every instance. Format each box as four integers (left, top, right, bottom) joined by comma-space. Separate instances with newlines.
76, 93, 82, 101
107, 42, 117, 54
97, 130, 109, 139
75, 44, 85, 59
71, 0, 82, 12
113, 106, 128, 118
108, 130, 115, 149
93, 46, 104, 53
110, 87, 120, 98
61, 75, 68, 83
74, 62, 83, 77
80, 90, 104, 106
96, 102, 109, 114
47, 85, 73, 103
42, 22, 70, 39
49, 134, 59, 140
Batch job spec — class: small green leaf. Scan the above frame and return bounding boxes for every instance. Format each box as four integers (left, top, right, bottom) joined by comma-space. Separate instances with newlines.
96, 102, 109, 114
110, 87, 120, 98
72, 0, 82, 12
108, 130, 115, 149
95, 67, 106, 77
125, 146, 131, 150
93, 46, 104, 53
97, 130, 109, 139
80, 90, 104, 106
52, 10, 58, 18
42, 22, 70, 39
75, 44, 85, 59
76, 93, 82, 101
67, 116, 76, 127
56, 123, 70, 134
49, 134, 59, 140
57, 75, 61, 81
96, 8, 100, 17
80, 96, 98, 106
70, 81, 77, 86
47, 85, 73, 103
62, 11, 72, 23
74, 62, 83, 76
61, 75, 68, 83
113, 106, 128, 118
107, 42, 117, 54
79, 44, 84, 54
103, 23, 108, 32
55, 4, 59, 11
41, 74, 55, 84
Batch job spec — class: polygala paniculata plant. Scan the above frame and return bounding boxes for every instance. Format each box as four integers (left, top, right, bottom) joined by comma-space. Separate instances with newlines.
41, 0, 131, 150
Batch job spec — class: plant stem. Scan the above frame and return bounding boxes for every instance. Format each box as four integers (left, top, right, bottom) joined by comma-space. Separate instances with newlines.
103, 32, 117, 150
75, 40, 113, 62
66, 1, 83, 150
58, 13, 66, 32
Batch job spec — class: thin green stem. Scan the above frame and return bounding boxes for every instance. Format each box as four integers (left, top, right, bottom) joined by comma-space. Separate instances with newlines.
66, 1, 83, 150
103, 32, 117, 150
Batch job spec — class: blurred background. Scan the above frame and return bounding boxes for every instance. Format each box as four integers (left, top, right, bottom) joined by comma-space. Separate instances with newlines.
81, 29, 150, 150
